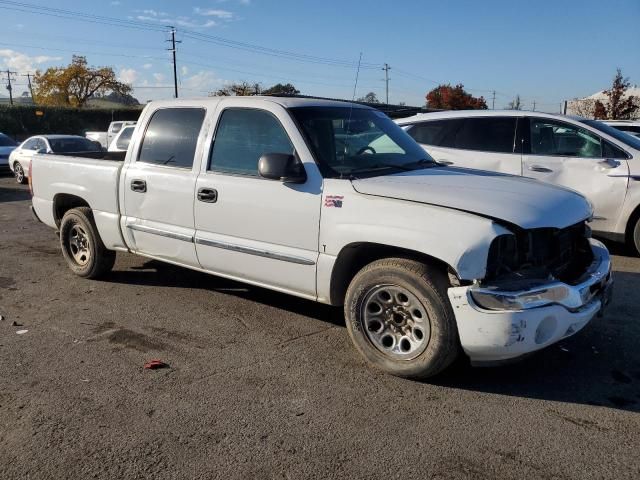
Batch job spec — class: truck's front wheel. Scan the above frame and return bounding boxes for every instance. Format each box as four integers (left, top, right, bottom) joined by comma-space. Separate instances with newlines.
344, 258, 459, 379
60, 207, 115, 278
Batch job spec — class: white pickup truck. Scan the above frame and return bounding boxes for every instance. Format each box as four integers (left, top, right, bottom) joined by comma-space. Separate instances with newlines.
85, 120, 137, 149
30, 97, 613, 378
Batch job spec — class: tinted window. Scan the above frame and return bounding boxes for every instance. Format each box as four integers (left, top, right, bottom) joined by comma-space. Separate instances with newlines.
49, 137, 101, 153
407, 119, 460, 148
35, 139, 48, 151
615, 125, 640, 134
138, 108, 205, 169
602, 141, 628, 159
0, 133, 17, 147
530, 118, 602, 158
116, 126, 135, 150
455, 117, 516, 153
210, 108, 294, 176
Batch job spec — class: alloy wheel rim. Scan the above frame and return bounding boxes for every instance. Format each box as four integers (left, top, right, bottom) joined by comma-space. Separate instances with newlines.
68, 224, 91, 266
15, 165, 23, 182
361, 284, 431, 360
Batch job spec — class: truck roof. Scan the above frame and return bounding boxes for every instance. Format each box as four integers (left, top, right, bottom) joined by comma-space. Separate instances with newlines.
146, 96, 374, 110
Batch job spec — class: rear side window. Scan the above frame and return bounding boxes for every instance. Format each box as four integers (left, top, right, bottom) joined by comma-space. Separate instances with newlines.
138, 108, 205, 169
209, 108, 294, 176
407, 119, 460, 148
455, 117, 517, 153
602, 141, 628, 159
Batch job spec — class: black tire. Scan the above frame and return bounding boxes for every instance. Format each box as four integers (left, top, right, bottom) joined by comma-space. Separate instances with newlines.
60, 207, 115, 278
344, 258, 459, 379
631, 216, 640, 257
14, 162, 26, 184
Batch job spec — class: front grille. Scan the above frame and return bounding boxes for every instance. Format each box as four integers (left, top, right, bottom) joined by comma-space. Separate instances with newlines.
485, 222, 593, 286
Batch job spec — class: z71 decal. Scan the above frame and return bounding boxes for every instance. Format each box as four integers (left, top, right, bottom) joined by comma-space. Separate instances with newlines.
324, 195, 344, 208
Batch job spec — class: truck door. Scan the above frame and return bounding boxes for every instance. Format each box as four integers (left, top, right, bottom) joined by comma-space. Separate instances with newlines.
194, 99, 322, 299
121, 107, 207, 267
522, 117, 630, 233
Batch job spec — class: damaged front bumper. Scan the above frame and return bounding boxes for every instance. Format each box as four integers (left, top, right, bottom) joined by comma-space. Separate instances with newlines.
448, 239, 612, 363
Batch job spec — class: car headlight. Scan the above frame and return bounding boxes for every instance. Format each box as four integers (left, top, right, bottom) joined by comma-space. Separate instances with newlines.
470, 285, 571, 311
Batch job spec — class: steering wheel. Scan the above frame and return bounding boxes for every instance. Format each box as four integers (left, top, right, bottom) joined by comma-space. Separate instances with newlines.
356, 146, 376, 155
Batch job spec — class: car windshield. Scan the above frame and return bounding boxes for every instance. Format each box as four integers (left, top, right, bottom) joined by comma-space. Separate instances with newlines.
580, 119, 640, 150
49, 137, 103, 153
0, 133, 17, 147
290, 106, 436, 177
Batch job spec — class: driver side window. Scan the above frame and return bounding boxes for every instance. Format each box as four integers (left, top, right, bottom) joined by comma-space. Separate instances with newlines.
22, 138, 38, 150
530, 119, 602, 158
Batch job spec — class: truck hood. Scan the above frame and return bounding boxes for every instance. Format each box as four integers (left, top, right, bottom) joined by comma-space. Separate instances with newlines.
351, 167, 591, 229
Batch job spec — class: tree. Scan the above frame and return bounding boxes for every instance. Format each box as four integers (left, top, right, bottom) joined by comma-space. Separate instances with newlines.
507, 95, 522, 110
33, 55, 132, 107
357, 92, 380, 104
425, 84, 487, 110
262, 83, 300, 96
593, 100, 608, 120
597, 69, 638, 120
210, 81, 262, 96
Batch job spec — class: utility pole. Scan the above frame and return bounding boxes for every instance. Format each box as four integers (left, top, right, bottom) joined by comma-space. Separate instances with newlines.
166, 27, 181, 98
532, 100, 536, 111
4, 69, 17, 106
491, 90, 496, 109
22, 73, 35, 100
382, 63, 391, 104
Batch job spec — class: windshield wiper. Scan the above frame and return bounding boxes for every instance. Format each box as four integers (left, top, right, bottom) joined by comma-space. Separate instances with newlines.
349, 163, 415, 174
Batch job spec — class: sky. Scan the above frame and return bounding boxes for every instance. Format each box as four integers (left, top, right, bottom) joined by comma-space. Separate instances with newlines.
0, 0, 638, 112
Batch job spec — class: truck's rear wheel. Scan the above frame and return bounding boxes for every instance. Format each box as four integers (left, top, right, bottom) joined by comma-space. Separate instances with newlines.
14, 162, 26, 184
60, 207, 115, 278
632, 216, 640, 256
344, 258, 459, 379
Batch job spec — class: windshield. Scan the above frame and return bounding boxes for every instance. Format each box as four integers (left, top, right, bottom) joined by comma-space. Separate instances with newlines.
580, 119, 640, 150
0, 133, 17, 147
290, 106, 435, 177
49, 137, 103, 153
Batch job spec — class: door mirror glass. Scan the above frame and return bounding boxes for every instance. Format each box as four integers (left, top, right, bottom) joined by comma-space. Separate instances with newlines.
258, 153, 306, 183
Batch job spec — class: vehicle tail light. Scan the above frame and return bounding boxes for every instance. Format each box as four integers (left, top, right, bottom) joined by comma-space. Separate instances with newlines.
28, 161, 33, 196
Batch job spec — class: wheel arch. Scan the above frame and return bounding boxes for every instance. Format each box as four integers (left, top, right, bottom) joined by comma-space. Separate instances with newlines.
53, 193, 91, 228
626, 202, 640, 250
328, 242, 460, 306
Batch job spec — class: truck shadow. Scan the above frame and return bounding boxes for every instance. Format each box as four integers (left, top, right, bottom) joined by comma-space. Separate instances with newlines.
0, 185, 31, 203
105, 259, 640, 413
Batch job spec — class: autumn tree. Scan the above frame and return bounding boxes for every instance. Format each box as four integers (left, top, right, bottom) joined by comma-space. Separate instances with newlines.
262, 83, 300, 95
426, 84, 487, 110
592, 69, 639, 120
33, 55, 132, 107
357, 92, 380, 103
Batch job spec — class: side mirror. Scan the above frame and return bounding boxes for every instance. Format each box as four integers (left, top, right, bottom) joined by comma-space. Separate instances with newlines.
35, 148, 47, 154
258, 153, 306, 184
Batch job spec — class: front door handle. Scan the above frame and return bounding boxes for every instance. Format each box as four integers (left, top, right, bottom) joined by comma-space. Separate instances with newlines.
528, 165, 553, 173
131, 179, 147, 193
197, 188, 218, 203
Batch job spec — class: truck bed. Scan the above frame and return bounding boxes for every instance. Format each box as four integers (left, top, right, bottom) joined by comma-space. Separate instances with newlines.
31, 154, 126, 251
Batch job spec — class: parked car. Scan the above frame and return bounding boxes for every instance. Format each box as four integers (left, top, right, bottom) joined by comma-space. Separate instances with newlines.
107, 124, 136, 152
396, 110, 640, 255
9, 135, 103, 184
30, 97, 612, 379
86, 120, 137, 149
0, 132, 18, 173
602, 120, 640, 138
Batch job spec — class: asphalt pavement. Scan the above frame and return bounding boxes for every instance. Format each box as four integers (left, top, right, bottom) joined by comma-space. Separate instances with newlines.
1, 175, 639, 479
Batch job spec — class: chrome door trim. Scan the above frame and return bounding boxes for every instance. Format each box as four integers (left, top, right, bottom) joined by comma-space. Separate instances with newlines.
194, 237, 316, 266
127, 223, 194, 243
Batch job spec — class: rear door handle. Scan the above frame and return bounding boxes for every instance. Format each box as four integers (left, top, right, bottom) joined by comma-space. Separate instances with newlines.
130, 179, 147, 193
528, 165, 553, 173
197, 188, 218, 203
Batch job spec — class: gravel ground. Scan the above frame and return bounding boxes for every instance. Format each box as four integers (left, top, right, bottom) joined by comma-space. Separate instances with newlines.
1, 175, 639, 479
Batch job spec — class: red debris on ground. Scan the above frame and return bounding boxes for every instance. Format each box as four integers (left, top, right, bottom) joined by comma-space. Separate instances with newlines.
143, 360, 169, 370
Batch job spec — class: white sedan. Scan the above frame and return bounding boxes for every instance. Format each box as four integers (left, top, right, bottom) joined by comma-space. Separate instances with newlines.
9, 135, 103, 184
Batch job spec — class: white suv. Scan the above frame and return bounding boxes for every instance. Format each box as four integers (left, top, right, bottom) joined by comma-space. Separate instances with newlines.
397, 111, 640, 254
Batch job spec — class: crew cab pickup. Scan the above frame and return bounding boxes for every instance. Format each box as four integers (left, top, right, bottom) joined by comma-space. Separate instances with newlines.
30, 97, 613, 379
